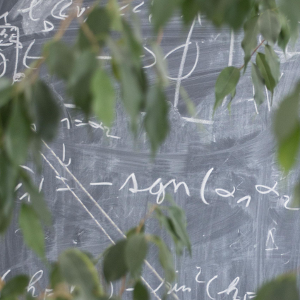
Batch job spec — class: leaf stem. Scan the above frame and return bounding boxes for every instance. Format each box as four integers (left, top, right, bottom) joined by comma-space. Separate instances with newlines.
239, 39, 266, 70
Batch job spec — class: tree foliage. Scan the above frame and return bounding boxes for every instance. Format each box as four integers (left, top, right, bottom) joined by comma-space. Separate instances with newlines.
1, 0, 300, 299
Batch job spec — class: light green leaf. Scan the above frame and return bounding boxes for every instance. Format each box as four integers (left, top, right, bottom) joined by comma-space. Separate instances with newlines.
265, 45, 280, 85
125, 234, 148, 278
68, 51, 97, 115
5, 99, 31, 166
256, 52, 276, 94
59, 249, 104, 299
44, 41, 74, 80
278, 14, 291, 52
292, 182, 300, 208
21, 172, 52, 226
103, 239, 128, 282
251, 63, 265, 105
214, 66, 240, 110
151, 0, 180, 32
32, 80, 60, 142
144, 83, 169, 154
278, 123, 300, 173
258, 10, 281, 44
149, 235, 175, 282
255, 273, 299, 300
1, 275, 29, 298
273, 82, 300, 143
133, 281, 149, 300
91, 68, 115, 127
78, 7, 110, 50
19, 203, 45, 259
106, 0, 122, 31
241, 16, 259, 70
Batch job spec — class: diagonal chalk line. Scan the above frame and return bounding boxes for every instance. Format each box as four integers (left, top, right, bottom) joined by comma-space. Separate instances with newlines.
41, 141, 180, 300
40, 152, 162, 300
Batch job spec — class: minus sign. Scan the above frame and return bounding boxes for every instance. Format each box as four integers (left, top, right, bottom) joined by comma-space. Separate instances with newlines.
90, 182, 113, 186
126, 288, 134, 291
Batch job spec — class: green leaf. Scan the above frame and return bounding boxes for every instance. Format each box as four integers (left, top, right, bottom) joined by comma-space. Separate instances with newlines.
91, 68, 115, 127
214, 67, 240, 110
261, 0, 277, 9
241, 16, 259, 70
59, 249, 103, 299
0, 154, 18, 233
5, 99, 31, 166
21, 172, 52, 226
125, 234, 148, 278
256, 52, 276, 94
78, 7, 110, 50
1, 275, 29, 298
106, 0, 122, 31
44, 41, 74, 80
251, 63, 265, 105
32, 80, 60, 142
149, 235, 175, 282
278, 14, 291, 52
103, 239, 128, 282
0, 78, 12, 108
144, 84, 169, 154
19, 203, 45, 259
265, 45, 280, 85
292, 182, 300, 208
258, 10, 281, 44
273, 82, 300, 143
151, 0, 180, 32
68, 51, 97, 115
278, 123, 300, 173
133, 281, 149, 300
255, 272, 299, 300
50, 262, 64, 289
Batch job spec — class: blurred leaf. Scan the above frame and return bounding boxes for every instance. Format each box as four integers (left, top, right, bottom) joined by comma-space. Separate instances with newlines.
59, 249, 103, 299
265, 45, 280, 85
151, 0, 180, 32
125, 234, 148, 278
254, 272, 299, 300
103, 240, 128, 282
32, 80, 60, 142
292, 182, 300, 208
278, 123, 300, 173
181, 0, 200, 25
152, 44, 169, 87
256, 52, 276, 94
0, 154, 18, 233
180, 86, 196, 118
214, 66, 240, 110
50, 262, 64, 289
251, 63, 265, 105
21, 172, 51, 226
133, 281, 149, 300
149, 235, 175, 282
68, 51, 97, 115
91, 68, 115, 127
19, 203, 45, 259
44, 41, 74, 80
0, 78, 12, 108
78, 7, 110, 50
144, 84, 169, 154
274, 82, 300, 143
258, 10, 281, 44
1, 275, 29, 298
106, 0, 122, 31
5, 99, 31, 166
278, 14, 291, 52
241, 16, 259, 70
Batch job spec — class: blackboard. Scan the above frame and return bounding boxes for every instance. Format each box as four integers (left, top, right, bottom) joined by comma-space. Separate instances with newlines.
0, 1, 300, 299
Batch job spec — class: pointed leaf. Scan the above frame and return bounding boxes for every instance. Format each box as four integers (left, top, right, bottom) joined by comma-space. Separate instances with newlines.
278, 14, 291, 52
256, 52, 276, 94
265, 45, 280, 85
214, 67, 240, 110
241, 16, 259, 70
125, 234, 148, 278
251, 63, 265, 105
19, 203, 45, 259
258, 10, 281, 44
91, 68, 115, 127
59, 249, 104, 299
133, 281, 149, 300
144, 84, 169, 154
103, 240, 128, 282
